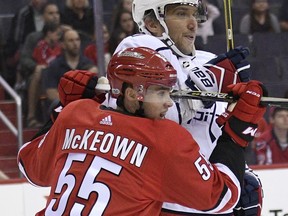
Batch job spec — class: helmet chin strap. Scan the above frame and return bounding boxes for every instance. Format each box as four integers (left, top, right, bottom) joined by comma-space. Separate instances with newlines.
158, 32, 195, 58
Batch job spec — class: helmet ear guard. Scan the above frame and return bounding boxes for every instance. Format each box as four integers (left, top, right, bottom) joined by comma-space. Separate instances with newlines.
107, 47, 177, 100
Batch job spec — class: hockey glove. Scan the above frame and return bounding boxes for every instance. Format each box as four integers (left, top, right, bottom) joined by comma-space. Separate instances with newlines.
216, 80, 268, 147
204, 46, 251, 93
233, 168, 263, 216
58, 70, 109, 106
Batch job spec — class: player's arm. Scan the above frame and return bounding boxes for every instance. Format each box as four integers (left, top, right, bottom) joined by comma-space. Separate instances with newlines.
18, 124, 60, 187
186, 46, 251, 93
31, 70, 110, 139
161, 81, 267, 213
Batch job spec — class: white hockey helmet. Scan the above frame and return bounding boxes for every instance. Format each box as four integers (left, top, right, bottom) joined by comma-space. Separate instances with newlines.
132, 0, 207, 56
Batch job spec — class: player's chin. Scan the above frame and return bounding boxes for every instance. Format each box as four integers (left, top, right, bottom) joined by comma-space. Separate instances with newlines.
180, 44, 194, 55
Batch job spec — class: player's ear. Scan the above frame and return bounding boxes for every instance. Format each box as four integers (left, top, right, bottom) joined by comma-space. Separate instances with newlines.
145, 18, 163, 37
125, 87, 138, 101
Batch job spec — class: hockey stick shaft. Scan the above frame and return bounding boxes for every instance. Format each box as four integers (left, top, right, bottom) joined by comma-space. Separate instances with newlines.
170, 90, 288, 107
223, 0, 234, 51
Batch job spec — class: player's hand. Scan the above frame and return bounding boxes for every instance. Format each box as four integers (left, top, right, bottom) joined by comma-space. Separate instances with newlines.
204, 46, 251, 93
233, 168, 263, 216
58, 70, 110, 106
216, 80, 268, 147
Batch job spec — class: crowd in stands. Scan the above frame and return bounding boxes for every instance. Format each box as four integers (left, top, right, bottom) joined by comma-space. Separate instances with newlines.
0, 0, 287, 165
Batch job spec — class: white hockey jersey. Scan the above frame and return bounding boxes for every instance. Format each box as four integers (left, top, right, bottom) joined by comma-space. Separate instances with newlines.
114, 34, 227, 159
113, 34, 233, 215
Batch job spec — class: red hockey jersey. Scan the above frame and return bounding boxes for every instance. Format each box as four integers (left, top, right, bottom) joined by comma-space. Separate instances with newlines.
18, 99, 243, 215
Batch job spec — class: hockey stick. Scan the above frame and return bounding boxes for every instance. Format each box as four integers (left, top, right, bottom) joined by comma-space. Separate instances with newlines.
223, 0, 234, 51
170, 90, 288, 107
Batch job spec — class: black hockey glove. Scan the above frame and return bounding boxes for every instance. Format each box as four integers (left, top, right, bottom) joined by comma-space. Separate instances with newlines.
233, 168, 263, 216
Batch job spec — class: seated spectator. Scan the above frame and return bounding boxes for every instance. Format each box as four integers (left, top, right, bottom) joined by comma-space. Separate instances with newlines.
3, 0, 47, 87
60, 0, 94, 38
44, 29, 97, 106
20, 3, 61, 79
109, 10, 138, 53
278, 0, 288, 31
196, 0, 220, 44
16, 3, 61, 125
26, 22, 62, 128
239, 0, 281, 34
110, 0, 133, 30
254, 107, 288, 165
84, 23, 111, 70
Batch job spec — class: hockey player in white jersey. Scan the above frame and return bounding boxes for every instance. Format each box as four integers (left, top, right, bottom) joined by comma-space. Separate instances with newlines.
113, 0, 263, 215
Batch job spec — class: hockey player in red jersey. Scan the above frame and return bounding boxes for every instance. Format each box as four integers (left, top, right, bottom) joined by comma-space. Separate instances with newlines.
18, 47, 267, 215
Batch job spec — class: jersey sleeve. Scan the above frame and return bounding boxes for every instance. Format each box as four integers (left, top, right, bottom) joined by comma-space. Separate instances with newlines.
160, 124, 243, 214
18, 118, 62, 187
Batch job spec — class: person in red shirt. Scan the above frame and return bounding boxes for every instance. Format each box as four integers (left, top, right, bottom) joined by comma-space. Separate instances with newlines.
83, 24, 111, 69
255, 107, 288, 164
32, 22, 62, 65
18, 47, 266, 215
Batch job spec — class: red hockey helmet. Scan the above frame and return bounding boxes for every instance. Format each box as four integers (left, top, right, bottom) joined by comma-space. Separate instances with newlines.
107, 47, 177, 99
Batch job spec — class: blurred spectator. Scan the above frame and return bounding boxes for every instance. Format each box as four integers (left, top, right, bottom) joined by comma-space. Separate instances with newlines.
109, 10, 138, 53
32, 25, 62, 65
120, 0, 133, 12
239, 0, 281, 34
3, 0, 47, 87
44, 29, 97, 104
60, 0, 94, 38
110, 0, 133, 31
278, 0, 288, 31
16, 3, 61, 124
111, 9, 138, 36
196, 0, 220, 44
26, 22, 62, 128
254, 107, 288, 165
84, 23, 111, 70
20, 3, 61, 79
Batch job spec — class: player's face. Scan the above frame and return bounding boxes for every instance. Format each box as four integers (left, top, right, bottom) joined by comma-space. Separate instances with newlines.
142, 85, 173, 119
164, 4, 198, 55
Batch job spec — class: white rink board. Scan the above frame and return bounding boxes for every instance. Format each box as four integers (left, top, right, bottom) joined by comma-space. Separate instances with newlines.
0, 165, 287, 216
0, 179, 50, 216
253, 165, 288, 216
